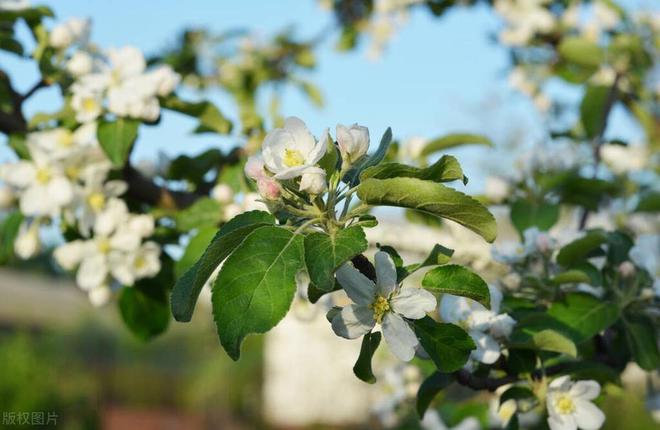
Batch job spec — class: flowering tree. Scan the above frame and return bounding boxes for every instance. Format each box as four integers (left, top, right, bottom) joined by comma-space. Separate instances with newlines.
0, 1, 658, 429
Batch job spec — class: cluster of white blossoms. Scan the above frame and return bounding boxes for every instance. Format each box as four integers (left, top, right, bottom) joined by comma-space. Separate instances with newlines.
493, 226, 556, 265
49, 18, 180, 122
494, 0, 556, 46
0, 123, 161, 305
562, 0, 620, 43
546, 376, 605, 430
331, 251, 437, 361
244, 116, 369, 200
439, 285, 516, 365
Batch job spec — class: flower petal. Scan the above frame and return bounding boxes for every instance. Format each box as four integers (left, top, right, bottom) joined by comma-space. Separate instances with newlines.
570, 380, 601, 401
390, 287, 436, 319
382, 312, 418, 361
331, 304, 374, 339
375, 251, 398, 296
306, 128, 328, 165
549, 375, 572, 390
284, 116, 315, 155
548, 415, 577, 430
469, 330, 501, 364
77, 254, 108, 290
335, 262, 376, 305
573, 400, 605, 430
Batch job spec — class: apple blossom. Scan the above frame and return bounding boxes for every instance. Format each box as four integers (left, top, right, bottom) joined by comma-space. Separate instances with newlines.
262, 117, 327, 179
336, 123, 369, 165
66, 50, 94, 77
299, 166, 326, 195
546, 376, 605, 430
331, 251, 436, 361
439, 285, 516, 364
14, 220, 41, 259
49, 17, 90, 49
257, 177, 282, 200
244, 156, 266, 180
211, 184, 234, 204
0, 0, 29, 11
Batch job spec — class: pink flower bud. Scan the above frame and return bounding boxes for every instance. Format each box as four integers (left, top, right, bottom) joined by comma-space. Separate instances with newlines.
244, 156, 265, 180
618, 261, 635, 278
257, 177, 281, 200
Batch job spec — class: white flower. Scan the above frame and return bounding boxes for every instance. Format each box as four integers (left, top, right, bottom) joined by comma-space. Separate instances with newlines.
331, 251, 437, 361
485, 176, 510, 203
600, 144, 647, 174
493, 227, 554, 263
629, 234, 659, 294
299, 166, 327, 194
401, 136, 428, 161
71, 83, 104, 123
421, 410, 481, 430
244, 156, 266, 180
336, 123, 369, 164
0, 147, 74, 218
88, 284, 112, 307
66, 51, 94, 77
495, 0, 555, 46
107, 46, 146, 81
145, 65, 180, 96
211, 184, 234, 204
546, 376, 605, 430
75, 163, 127, 236
262, 117, 328, 179
49, 18, 90, 49
439, 285, 516, 364
14, 221, 40, 259
0, 184, 15, 209
109, 241, 161, 286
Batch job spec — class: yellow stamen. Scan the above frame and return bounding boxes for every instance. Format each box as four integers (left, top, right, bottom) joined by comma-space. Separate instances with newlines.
97, 239, 111, 254
35, 168, 51, 184
87, 193, 105, 212
65, 166, 80, 180
370, 295, 390, 324
283, 148, 305, 167
555, 394, 575, 415
57, 131, 74, 148
134, 256, 146, 270
82, 97, 98, 113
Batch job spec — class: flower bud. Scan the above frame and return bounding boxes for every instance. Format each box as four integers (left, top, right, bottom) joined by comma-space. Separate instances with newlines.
66, 51, 93, 77
244, 156, 265, 180
299, 166, 327, 195
618, 261, 636, 278
257, 177, 282, 200
336, 123, 369, 164
485, 176, 510, 203
49, 18, 90, 49
15, 222, 40, 259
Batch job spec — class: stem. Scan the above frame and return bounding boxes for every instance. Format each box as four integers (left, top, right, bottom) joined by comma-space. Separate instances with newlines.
578, 74, 621, 230
20, 79, 49, 102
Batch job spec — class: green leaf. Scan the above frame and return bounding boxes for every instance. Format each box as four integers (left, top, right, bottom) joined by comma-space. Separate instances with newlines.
97, 118, 139, 167
417, 372, 453, 418
119, 279, 170, 341
422, 265, 490, 308
213, 226, 305, 360
171, 211, 275, 322
160, 94, 232, 134
0, 36, 23, 56
344, 127, 393, 185
318, 135, 339, 178
8, 133, 30, 159
360, 155, 466, 184
549, 270, 591, 285
353, 332, 381, 384
556, 231, 607, 266
304, 226, 368, 292
174, 198, 222, 232
559, 37, 604, 69
580, 85, 610, 138
0, 212, 23, 264
403, 244, 454, 276
413, 317, 475, 372
420, 133, 493, 157
356, 177, 497, 242
510, 314, 578, 357
506, 349, 537, 374
174, 226, 218, 278
623, 317, 660, 371
509, 200, 560, 237
635, 191, 660, 212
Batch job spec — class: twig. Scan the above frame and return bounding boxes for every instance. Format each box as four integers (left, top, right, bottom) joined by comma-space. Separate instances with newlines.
20, 79, 49, 102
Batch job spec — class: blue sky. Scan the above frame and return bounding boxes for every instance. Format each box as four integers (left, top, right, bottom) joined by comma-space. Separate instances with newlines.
1, 0, 654, 192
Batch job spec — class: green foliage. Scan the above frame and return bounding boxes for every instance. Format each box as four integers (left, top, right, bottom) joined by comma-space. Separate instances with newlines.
510, 314, 578, 357
509, 199, 560, 237
422, 264, 490, 308
353, 332, 381, 384
548, 293, 619, 343
160, 94, 232, 134
97, 118, 140, 167
0, 212, 23, 264
403, 244, 454, 277
556, 230, 607, 266
419, 133, 493, 158
356, 177, 497, 242
413, 317, 475, 372
119, 283, 170, 341
304, 226, 368, 292
174, 198, 223, 232
580, 85, 610, 138
171, 211, 275, 322
623, 317, 660, 371
344, 127, 392, 185
360, 154, 466, 184
212, 226, 304, 360
558, 37, 604, 69
174, 226, 218, 278
417, 372, 454, 417
549, 270, 592, 285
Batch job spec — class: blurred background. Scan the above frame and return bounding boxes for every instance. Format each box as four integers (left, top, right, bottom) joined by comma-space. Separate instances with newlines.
1, 0, 658, 429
